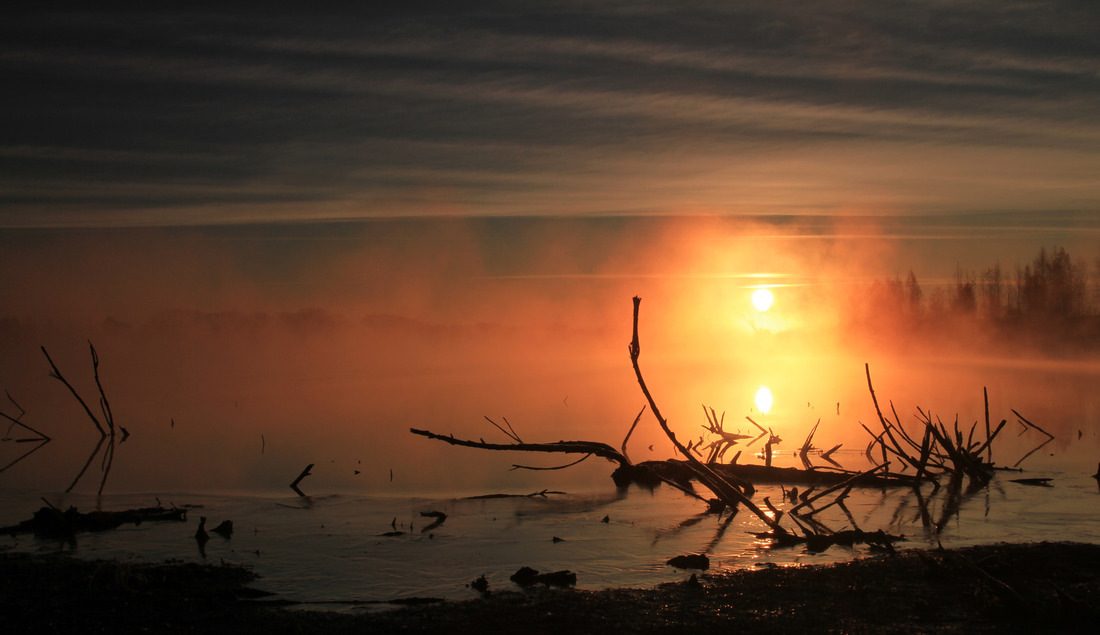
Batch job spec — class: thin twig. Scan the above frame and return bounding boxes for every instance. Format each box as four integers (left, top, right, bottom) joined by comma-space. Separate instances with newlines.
620, 404, 647, 463
484, 416, 521, 443
89, 342, 114, 435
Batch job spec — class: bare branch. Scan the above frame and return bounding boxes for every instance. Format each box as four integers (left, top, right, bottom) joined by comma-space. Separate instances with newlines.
41, 346, 106, 437
411, 428, 631, 467
620, 404, 646, 463
629, 297, 786, 533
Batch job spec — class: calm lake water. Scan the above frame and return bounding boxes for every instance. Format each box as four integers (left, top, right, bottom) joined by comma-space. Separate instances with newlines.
3, 444, 1099, 611
2, 328, 1099, 610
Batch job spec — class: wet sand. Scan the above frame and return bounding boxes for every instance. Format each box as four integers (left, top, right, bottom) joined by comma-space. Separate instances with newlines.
4, 542, 1099, 633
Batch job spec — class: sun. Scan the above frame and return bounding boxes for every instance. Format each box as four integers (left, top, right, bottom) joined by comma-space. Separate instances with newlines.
755, 386, 773, 414
752, 288, 774, 312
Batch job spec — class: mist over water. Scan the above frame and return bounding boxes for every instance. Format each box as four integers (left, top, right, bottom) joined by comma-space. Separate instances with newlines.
1, 216, 1098, 498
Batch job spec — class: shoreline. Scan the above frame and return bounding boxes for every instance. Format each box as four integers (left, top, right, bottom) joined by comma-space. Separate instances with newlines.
4, 541, 1100, 633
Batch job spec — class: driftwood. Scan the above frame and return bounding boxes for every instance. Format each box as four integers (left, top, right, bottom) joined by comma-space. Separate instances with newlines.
510, 566, 577, 587
409, 297, 1039, 550
628, 460, 917, 490
290, 463, 314, 496
863, 363, 1026, 486
419, 511, 447, 532
1, 504, 188, 539
752, 527, 905, 553
460, 489, 565, 500
408, 429, 631, 469
409, 299, 904, 540
667, 553, 710, 570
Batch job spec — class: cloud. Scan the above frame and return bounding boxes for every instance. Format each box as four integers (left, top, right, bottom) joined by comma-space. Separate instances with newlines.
1, 2, 1098, 227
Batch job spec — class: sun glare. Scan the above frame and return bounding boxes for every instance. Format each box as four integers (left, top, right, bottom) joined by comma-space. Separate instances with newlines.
755, 386, 773, 415
752, 288, 774, 312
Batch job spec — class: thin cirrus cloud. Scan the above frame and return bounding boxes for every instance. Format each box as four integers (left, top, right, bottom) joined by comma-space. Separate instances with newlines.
1, 2, 1098, 228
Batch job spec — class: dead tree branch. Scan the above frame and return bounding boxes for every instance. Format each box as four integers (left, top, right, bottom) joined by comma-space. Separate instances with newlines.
290, 463, 314, 496
409, 428, 632, 468
629, 296, 786, 533
41, 346, 106, 437
620, 405, 647, 464
1, 391, 51, 441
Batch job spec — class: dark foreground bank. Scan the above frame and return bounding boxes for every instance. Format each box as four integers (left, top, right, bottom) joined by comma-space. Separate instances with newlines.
4, 542, 1099, 634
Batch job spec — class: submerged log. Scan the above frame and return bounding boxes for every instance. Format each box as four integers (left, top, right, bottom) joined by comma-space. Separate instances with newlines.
1, 505, 188, 539
620, 460, 921, 490
509, 566, 577, 587
667, 553, 710, 570
419, 511, 447, 532
751, 527, 905, 552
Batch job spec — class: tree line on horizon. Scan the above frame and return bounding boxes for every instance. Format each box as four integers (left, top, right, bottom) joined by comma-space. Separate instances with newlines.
855, 246, 1100, 341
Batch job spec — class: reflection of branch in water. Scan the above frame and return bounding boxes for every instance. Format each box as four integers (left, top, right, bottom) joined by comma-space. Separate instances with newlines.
66, 437, 106, 493
1011, 409, 1055, 468
935, 474, 964, 533
651, 512, 708, 546
98, 435, 117, 495
836, 498, 861, 533
701, 510, 738, 555
511, 453, 592, 471
1, 391, 53, 475
0, 438, 50, 474
42, 343, 124, 495
2, 391, 51, 441
912, 484, 934, 531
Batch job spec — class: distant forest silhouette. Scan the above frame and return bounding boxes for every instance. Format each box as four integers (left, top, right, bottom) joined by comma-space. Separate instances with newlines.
851, 246, 1100, 353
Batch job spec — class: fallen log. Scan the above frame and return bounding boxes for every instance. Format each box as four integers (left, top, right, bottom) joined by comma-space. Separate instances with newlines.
1, 505, 188, 539
624, 460, 920, 490
750, 527, 905, 553
509, 566, 577, 587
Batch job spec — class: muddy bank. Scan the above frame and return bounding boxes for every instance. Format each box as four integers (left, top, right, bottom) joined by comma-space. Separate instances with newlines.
3, 542, 1099, 633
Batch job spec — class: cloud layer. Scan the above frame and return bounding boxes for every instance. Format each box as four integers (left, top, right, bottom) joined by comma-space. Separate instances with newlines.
2, 1, 1098, 226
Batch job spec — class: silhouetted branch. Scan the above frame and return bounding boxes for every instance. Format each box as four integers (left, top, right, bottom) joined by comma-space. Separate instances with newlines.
789, 462, 889, 515
629, 296, 785, 533
290, 463, 314, 496
410, 428, 631, 468
41, 346, 106, 437
1, 391, 51, 441
89, 342, 115, 435
484, 416, 522, 443
620, 404, 647, 463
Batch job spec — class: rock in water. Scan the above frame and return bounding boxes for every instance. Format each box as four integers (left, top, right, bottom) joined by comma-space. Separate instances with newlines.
211, 520, 233, 538
471, 575, 489, 593
509, 567, 576, 587
667, 554, 709, 570
510, 566, 540, 586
